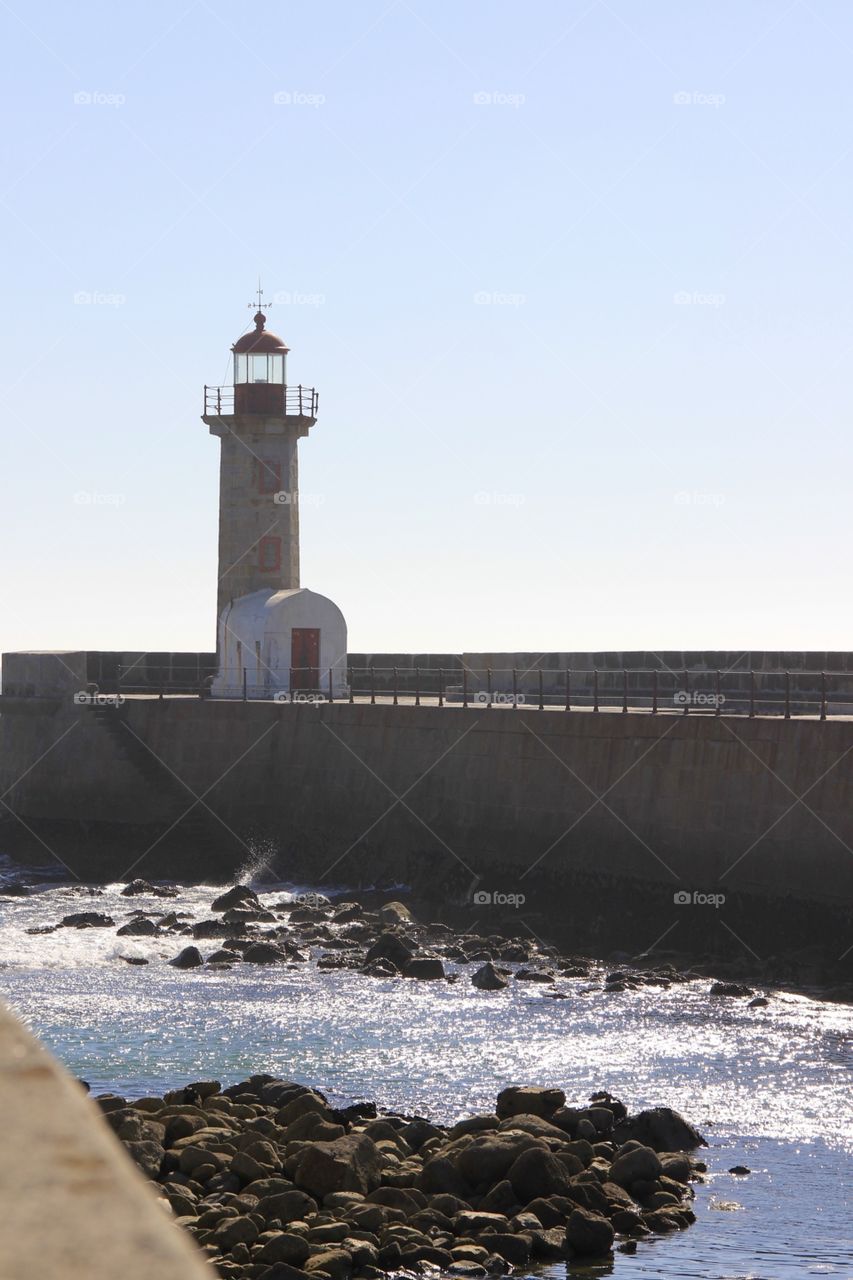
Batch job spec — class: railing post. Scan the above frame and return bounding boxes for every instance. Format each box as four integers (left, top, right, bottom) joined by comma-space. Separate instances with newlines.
715, 669, 722, 717
652, 668, 658, 714
415, 665, 420, 706
328, 667, 333, 704
622, 668, 628, 713
393, 666, 398, 706
463, 667, 468, 709
438, 667, 444, 708
512, 668, 518, 709
243, 667, 248, 702
820, 671, 827, 721
116, 664, 122, 701
749, 670, 756, 718
784, 670, 791, 719
565, 668, 571, 712
682, 669, 689, 715
370, 665, 375, 705
486, 667, 492, 709
593, 669, 599, 713
348, 668, 354, 704
538, 670, 544, 711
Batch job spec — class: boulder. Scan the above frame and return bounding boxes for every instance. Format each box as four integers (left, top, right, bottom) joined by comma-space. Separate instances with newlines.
457, 1133, 542, 1185
124, 1139, 164, 1179
211, 884, 260, 912
213, 1215, 259, 1248
304, 1249, 353, 1279
294, 1134, 382, 1198
507, 1147, 572, 1202
243, 941, 288, 964
403, 956, 446, 980
59, 912, 115, 929
495, 1086, 566, 1120
116, 918, 158, 936
121, 879, 178, 898
471, 962, 508, 991
256, 1232, 312, 1266
259, 1268, 316, 1280
609, 1145, 662, 1187
379, 901, 415, 926
256, 1189, 319, 1223
617, 1107, 706, 1152
515, 969, 556, 983
364, 932, 417, 970
565, 1207, 614, 1256
418, 1155, 472, 1198
710, 981, 754, 997
169, 945, 203, 969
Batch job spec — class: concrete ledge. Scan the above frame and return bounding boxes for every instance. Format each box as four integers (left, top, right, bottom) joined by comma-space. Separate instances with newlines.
0, 1002, 212, 1280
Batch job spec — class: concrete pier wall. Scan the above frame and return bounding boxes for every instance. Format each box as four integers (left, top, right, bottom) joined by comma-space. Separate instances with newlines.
1, 696, 852, 921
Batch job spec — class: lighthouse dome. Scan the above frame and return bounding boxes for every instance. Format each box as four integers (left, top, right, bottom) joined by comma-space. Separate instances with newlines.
232, 312, 290, 354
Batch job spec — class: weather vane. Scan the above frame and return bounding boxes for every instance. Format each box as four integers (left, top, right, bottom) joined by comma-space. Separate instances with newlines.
249, 278, 270, 313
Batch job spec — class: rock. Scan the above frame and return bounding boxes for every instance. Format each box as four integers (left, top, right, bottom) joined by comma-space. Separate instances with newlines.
211, 884, 261, 912
294, 1134, 382, 1198
710, 981, 754, 997
256, 1232, 312, 1265
214, 1215, 259, 1248
256, 1189, 319, 1223
609, 1144, 662, 1187
169, 945, 203, 969
304, 1248, 353, 1279
617, 1107, 706, 1152
478, 1179, 518, 1215
418, 1155, 472, 1198
363, 932, 417, 970
403, 956, 446, 980
121, 956, 149, 965
729, 1165, 751, 1175
515, 969, 556, 983
121, 879, 178, 898
457, 1133, 542, 1184
507, 1147, 572, 1202
125, 1139, 165, 1179
748, 996, 769, 1008
495, 1086, 566, 1120
116, 917, 158, 936
59, 912, 115, 928
485, 1233, 531, 1265
243, 942, 288, 964
379, 901, 415, 926
472, 962, 508, 991
256, 1265, 311, 1280
565, 1206, 614, 1256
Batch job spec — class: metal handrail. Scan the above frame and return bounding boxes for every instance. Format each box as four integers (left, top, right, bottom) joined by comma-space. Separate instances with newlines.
203, 385, 319, 417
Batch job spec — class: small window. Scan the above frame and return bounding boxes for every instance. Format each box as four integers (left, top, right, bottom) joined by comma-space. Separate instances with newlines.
257, 459, 281, 494
258, 535, 281, 572
249, 353, 269, 382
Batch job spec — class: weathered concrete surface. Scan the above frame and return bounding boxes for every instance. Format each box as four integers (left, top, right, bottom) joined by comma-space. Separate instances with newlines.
0, 1001, 213, 1280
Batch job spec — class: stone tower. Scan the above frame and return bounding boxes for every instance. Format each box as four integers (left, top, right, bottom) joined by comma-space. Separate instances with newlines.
201, 307, 318, 624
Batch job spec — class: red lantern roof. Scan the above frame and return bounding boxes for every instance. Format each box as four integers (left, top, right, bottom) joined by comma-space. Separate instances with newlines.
232, 311, 290, 355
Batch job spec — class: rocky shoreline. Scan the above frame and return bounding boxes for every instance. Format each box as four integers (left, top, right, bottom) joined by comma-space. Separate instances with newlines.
97, 1076, 706, 1279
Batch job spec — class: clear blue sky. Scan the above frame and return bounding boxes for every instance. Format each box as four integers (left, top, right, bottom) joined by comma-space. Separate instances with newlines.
2, 0, 851, 656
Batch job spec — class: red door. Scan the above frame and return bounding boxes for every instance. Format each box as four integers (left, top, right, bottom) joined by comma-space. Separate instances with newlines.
291, 628, 320, 690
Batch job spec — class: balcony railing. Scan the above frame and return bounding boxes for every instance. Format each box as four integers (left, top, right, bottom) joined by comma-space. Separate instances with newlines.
203, 384, 319, 418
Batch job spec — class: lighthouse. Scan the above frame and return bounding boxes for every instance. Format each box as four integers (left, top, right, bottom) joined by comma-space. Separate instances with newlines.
202, 294, 347, 699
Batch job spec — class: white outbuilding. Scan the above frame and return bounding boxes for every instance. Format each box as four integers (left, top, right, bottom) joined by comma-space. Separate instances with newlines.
212, 588, 348, 700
